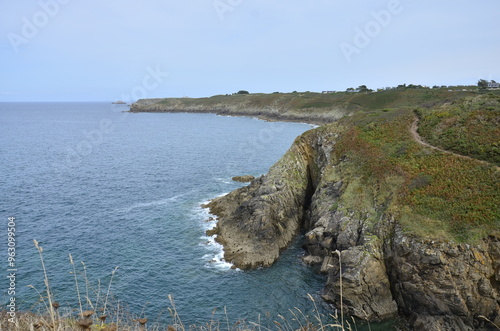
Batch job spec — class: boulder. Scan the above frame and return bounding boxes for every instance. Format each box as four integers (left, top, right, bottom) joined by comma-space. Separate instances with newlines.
231, 175, 255, 183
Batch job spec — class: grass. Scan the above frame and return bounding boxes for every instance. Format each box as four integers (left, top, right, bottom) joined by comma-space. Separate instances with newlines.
332, 104, 500, 243
416, 93, 500, 165
0, 242, 353, 331
132, 88, 482, 125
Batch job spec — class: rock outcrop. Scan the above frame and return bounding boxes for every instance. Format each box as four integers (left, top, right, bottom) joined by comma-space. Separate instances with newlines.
231, 175, 255, 183
206, 124, 500, 330
206, 131, 321, 269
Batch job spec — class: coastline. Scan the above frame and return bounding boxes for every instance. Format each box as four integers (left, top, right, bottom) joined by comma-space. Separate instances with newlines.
129, 92, 500, 330
128, 95, 353, 126
198, 194, 239, 271
128, 108, 334, 126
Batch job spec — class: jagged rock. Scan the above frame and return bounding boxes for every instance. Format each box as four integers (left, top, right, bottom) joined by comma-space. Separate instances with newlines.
302, 255, 322, 265
385, 227, 500, 330
322, 236, 398, 321
204, 124, 500, 330
232, 175, 255, 183
206, 134, 317, 269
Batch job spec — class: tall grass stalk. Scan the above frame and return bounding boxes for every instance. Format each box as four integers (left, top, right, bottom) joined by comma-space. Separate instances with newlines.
478, 315, 500, 330
69, 253, 84, 318
168, 294, 185, 331
94, 279, 102, 316
33, 240, 57, 329
81, 261, 90, 311
103, 266, 119, 317
23, 243, 354, 331
334, 249, 344, 330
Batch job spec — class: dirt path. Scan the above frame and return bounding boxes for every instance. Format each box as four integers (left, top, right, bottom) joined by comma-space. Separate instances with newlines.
410, 117, 499, 170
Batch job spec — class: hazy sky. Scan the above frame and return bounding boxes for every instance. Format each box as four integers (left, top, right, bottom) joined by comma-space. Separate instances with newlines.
1, 0, 499, 101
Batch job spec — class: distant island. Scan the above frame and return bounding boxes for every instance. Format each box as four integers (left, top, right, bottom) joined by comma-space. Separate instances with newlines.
132, 84, 500, 330
111, 100, 127, 104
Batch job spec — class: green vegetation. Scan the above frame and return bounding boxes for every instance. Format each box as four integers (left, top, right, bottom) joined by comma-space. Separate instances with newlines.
141, 88, 481, 125
145, 87, 500, 242
416, 94, 500, 165
137, 87, 500, 243
333, 102, 499, 243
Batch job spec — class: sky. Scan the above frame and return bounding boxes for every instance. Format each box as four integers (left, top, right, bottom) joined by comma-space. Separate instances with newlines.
1, 0, 499, 102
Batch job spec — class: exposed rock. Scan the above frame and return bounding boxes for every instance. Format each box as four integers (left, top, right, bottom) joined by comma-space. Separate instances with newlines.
385, 228, 500, 330
322, 239, 398, 321
232, 175, 255, 183
302, 255, 323, 265
206, 133, 320, 269
204, 124, 500, 330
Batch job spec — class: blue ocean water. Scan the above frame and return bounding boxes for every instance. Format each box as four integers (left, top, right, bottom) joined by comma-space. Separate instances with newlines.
0, 102, 334, 326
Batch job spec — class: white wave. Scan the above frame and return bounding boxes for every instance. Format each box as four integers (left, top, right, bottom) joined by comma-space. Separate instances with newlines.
215, 177, 233, 185
116, 192, 189, 213
195, 195, 238, 271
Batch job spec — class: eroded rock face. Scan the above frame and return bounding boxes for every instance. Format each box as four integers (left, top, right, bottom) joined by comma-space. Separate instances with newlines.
206, 132, 322, 269
385, 229, 500, 330
206, 125, 500, 330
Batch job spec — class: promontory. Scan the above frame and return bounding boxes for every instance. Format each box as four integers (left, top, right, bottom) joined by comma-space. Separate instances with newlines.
131, 87, 500, 330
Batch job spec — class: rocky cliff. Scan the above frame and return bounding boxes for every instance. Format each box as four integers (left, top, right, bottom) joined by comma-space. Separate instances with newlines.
206, 118, 500, 330
132, 91, 499, 330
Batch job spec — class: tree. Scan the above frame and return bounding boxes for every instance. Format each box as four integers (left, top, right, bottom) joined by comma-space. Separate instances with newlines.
358, 85, 373, 93
236, 90, 249, 94
358, 85, 368, 92
478, 79, 488, 90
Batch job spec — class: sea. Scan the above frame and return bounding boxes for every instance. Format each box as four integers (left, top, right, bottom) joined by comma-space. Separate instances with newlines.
0, 102, 394, 330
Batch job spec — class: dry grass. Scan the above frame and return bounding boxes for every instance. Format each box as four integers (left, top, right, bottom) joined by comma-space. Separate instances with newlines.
0, 241, 352, 331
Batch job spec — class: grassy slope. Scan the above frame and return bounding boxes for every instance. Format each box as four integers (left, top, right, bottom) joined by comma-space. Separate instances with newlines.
136, 88, 479, 121
333, 100, 499, 243
416, 93, 500, 165
139, 88, 499, 242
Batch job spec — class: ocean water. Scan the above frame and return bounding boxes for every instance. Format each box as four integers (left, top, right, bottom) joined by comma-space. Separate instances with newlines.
0, 102, 334, 326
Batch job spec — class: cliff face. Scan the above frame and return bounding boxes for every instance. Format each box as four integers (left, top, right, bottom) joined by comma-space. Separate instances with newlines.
205, 130, 324, 269
206, 123, 500, 330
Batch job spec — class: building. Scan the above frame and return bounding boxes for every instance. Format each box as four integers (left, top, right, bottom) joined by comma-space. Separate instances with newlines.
487, 81, 500, 88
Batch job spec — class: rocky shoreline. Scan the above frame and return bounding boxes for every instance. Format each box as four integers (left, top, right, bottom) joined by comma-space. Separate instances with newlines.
129, 96, 352, 125
204, 124, 500, 330
131, 96, 500, 330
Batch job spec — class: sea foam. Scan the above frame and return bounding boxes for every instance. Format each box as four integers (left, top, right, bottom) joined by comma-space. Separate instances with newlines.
195, 195, 239, 271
